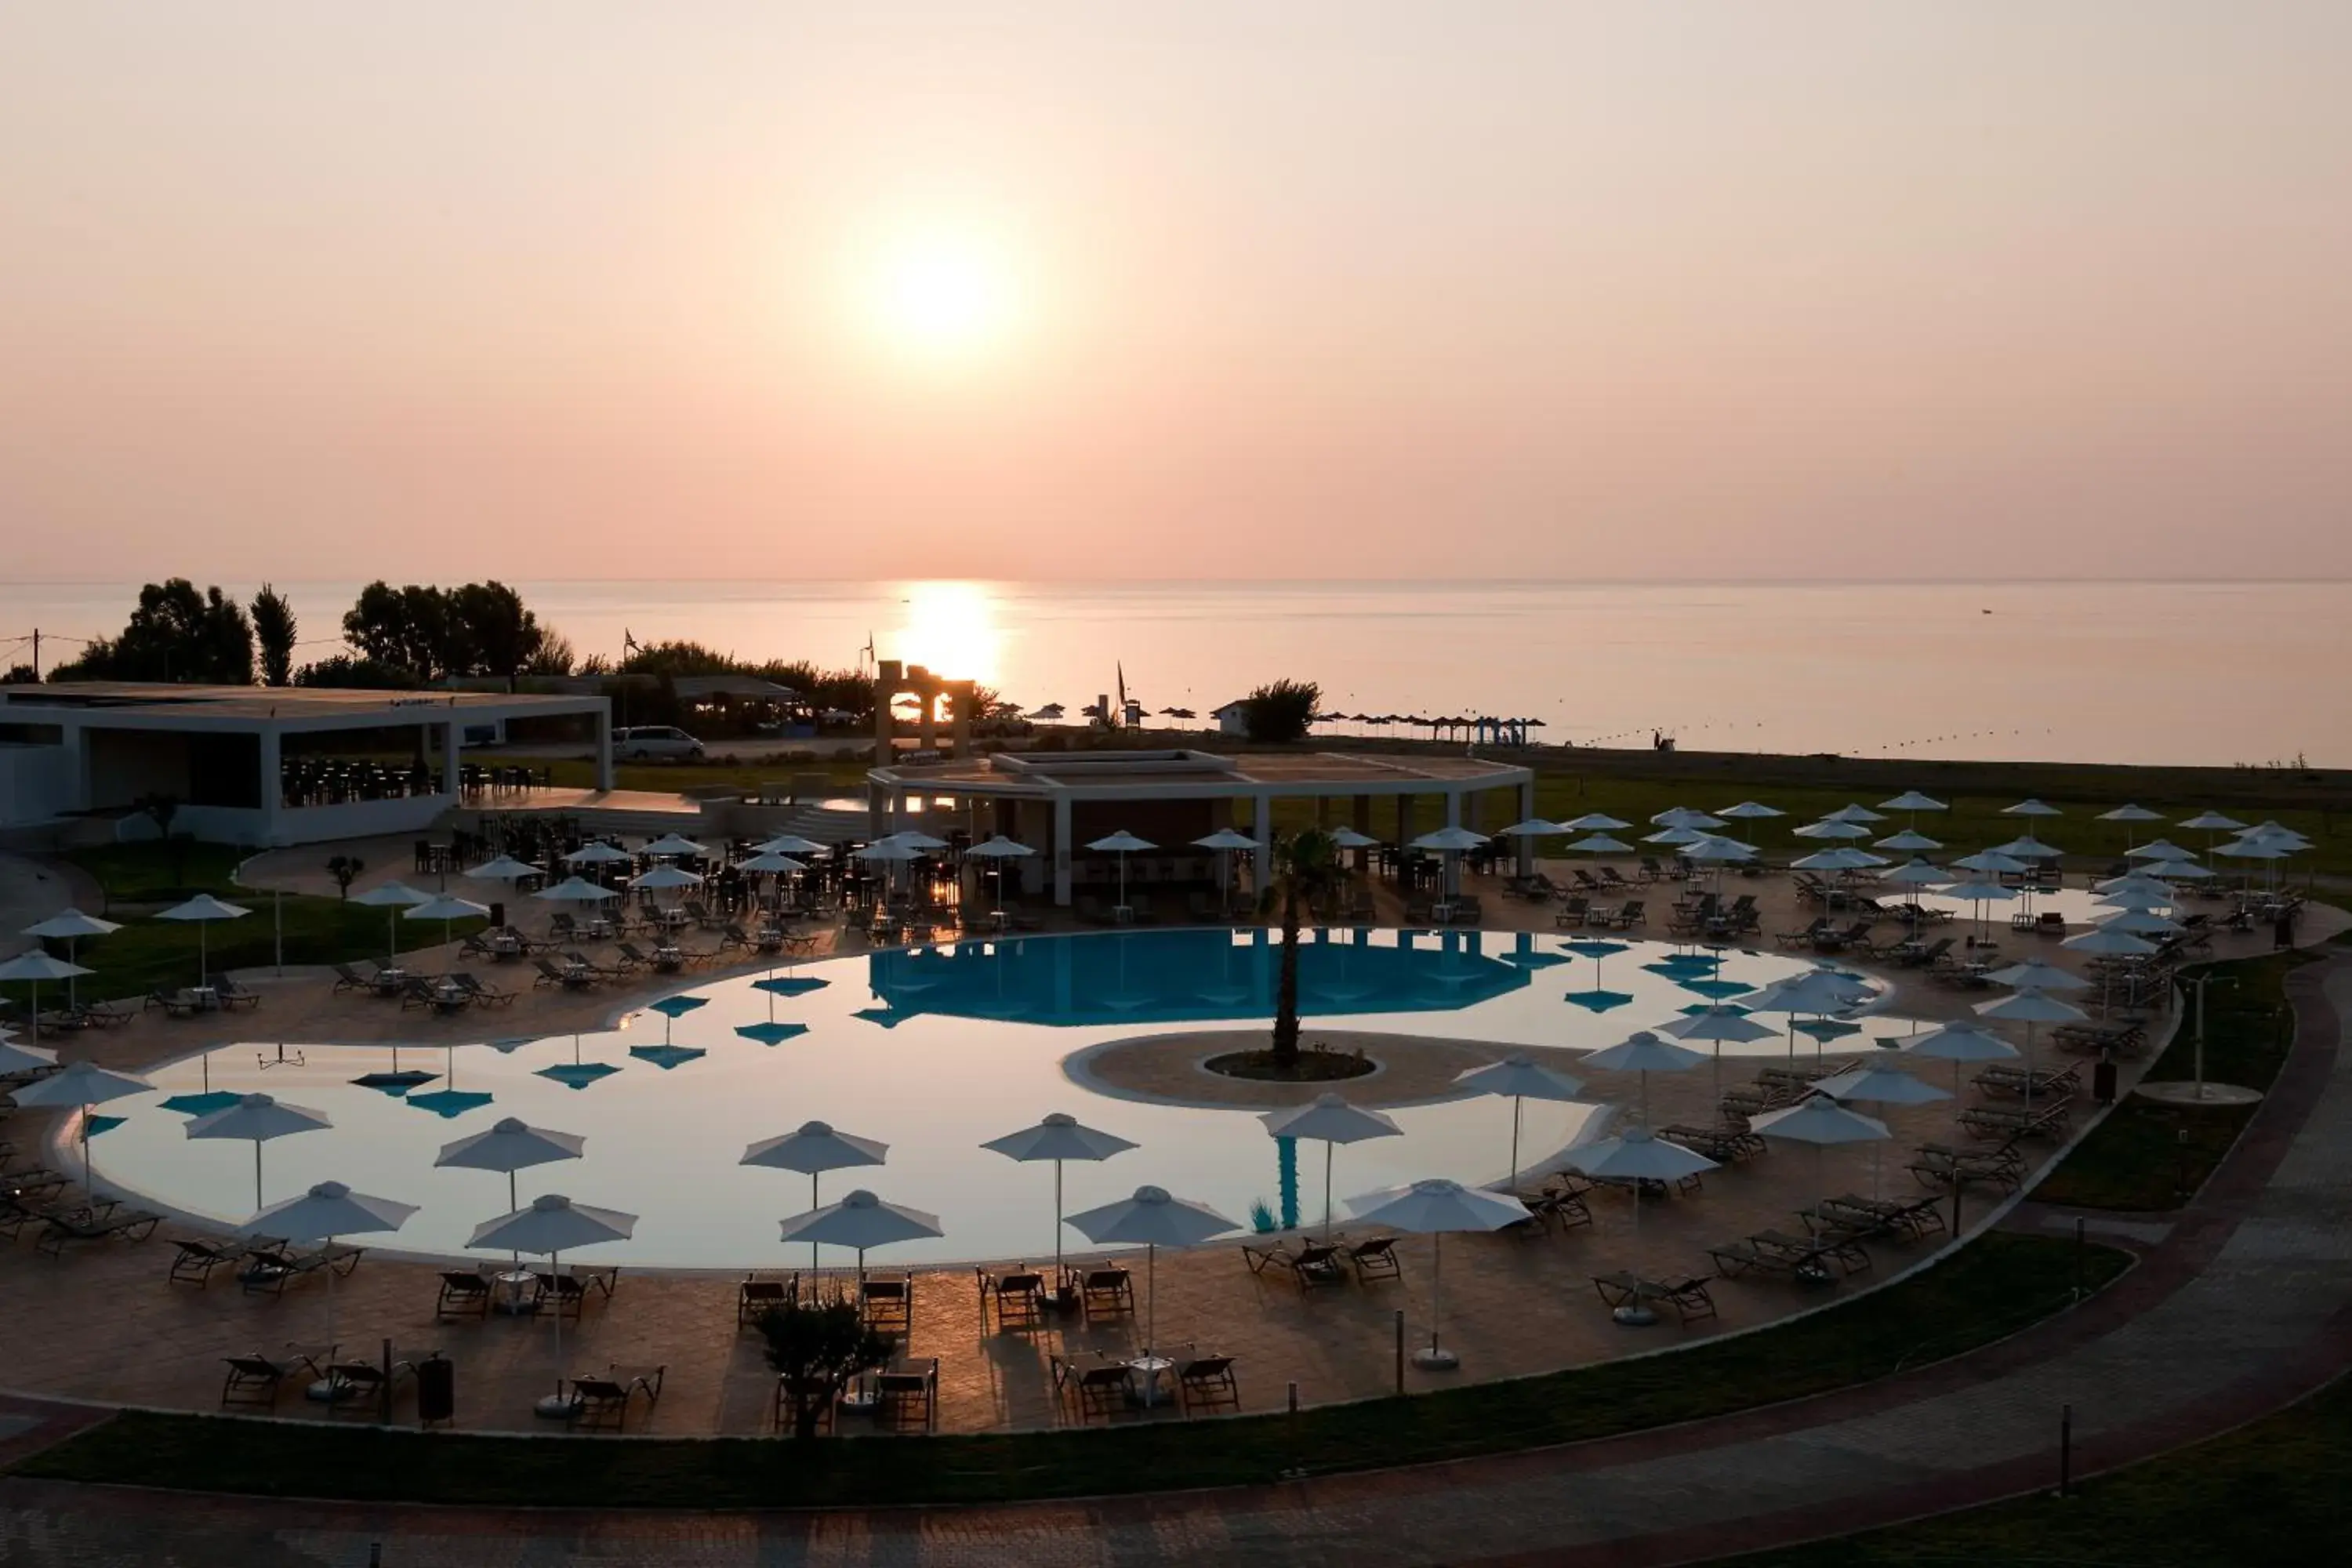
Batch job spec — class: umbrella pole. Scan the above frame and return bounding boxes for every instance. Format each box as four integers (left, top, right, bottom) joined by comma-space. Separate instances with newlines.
1145, 1242, 1156, 1356
81, 1106, 93, 1197
510, 1170, 521, 1273
254, 1142, 263, 1213
811, 1172, 821, 1279
1324, 1141, 1335, 1240
1053, 1159, 1064, 1285
1508, 1097, 1522, 1193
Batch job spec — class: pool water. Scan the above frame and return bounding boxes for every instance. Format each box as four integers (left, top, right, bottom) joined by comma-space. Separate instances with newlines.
97, 928, 1915, 1269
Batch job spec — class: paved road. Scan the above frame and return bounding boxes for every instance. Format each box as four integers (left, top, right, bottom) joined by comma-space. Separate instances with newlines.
0, 955, 2344, 1566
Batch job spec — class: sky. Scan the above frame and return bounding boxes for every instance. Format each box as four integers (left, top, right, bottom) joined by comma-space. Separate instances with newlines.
3, 2, 2349, 583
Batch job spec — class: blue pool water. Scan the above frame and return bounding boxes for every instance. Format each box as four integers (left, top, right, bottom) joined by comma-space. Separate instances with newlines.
96, 928, 1914, 1269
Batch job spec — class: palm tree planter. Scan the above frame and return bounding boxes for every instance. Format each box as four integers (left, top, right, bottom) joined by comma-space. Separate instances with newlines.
1203, 829, 1374, 1083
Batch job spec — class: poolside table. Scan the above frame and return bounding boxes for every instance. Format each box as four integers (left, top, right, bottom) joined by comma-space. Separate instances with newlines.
1123, 1354, 1174, 1408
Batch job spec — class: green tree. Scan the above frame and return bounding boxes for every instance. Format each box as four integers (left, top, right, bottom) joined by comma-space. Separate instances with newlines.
446, 580, 546, 681
325, 855, 364, 900
294, 655, 421, 690
1257, 828, 1348, 1069
1240, 678, 1322, 744
523, 630, 577, 677
132, 792, 191, 888
619, 639, 737, 677
50, 579, 255, 684
342, 581, 451, 682
755, 1298, 895, 1439
250, 584, 297, 687
0, 664, 34, 684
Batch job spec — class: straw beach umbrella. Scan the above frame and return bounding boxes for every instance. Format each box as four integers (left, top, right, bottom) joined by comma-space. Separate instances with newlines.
980, 1112, 1138, 1280
1345, 1178, 1530, 1364
1260, 1094, 1403, 1238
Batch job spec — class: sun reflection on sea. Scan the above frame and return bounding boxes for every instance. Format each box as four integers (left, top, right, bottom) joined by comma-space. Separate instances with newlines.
894, 580, 1001, 686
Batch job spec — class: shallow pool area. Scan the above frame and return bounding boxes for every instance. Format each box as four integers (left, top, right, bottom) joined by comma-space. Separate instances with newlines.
93, 928, 1925, 1269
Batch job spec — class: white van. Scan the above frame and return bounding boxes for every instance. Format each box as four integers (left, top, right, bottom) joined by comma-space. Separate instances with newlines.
610, 725, 706, 762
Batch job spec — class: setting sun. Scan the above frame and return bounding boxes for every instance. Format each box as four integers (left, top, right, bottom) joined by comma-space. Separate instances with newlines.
863, 227, 1018, 361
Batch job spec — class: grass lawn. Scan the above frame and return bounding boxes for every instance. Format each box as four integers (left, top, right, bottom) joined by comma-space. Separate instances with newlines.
9, 1232, 2125, 1508
1717, 1371, 2352, 1566
2032, 949, 2308, 1211
18, 844, 482, 1007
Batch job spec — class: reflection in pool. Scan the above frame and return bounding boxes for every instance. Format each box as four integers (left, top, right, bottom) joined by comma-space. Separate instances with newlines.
96, 929, 1914, 1269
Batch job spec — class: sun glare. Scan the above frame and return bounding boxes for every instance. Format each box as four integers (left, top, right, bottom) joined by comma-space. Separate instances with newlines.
865, 227, 1018, 361
895, 580, 1001, 684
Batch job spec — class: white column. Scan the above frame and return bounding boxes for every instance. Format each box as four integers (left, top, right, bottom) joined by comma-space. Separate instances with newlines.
593, 704, 615, 792
1253, 793, 1273, 898
1443, 791, 1463, 896
1516, 781, 1536, 876
256, 728, 284, 847
867, 779, 891, 840
442, 720, 463, 798
1052, 795, 1073, 906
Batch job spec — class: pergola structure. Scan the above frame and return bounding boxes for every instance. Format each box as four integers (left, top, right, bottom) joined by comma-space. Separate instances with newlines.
0, 682, 612, 846
866, 749, 1538, 906
873, 660, 977, 758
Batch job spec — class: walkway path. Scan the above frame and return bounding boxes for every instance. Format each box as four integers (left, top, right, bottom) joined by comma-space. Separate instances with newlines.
0, 953, 2344, 1565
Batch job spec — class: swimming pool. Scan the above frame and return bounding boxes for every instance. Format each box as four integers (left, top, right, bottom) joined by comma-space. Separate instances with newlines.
96, 928, 1914, 1269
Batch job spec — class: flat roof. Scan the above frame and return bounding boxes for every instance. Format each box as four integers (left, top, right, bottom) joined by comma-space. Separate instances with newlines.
872, 749, 1532, 800
0, 682, 604, 732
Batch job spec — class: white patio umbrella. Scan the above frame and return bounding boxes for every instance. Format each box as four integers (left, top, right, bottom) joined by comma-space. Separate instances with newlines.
1904, 1019, 2019, 1114
1410, 826, 1487, 898
1976, 987, 2089, 1109
2096, 873, 2180, 903
2177, 810, 2247, 862
1495, 818, 1565, 839
403, 891, 490, 956
627, 864, 703, 891
2125, 839, 2196, 864
1563, 1130, 1717, 1322
1642, 826, 1704, 847
1744, 966, 1876, 1060
2098, 909, 2184, 937
1715, 801, 1785, 821
1875, 829, 1944, 854
156, 894, 251, 988
1936, 878, 2017, 943
1951, 850, 2030, 875
1454, 1056, 1588, 1192
1882, 858, 1948, 889
22, 909, 121, 1011
535, 875, 619, 903
1650, 808, 1725, 831
1987, 958, 2092, 992
1792, 818, 1874, 840
1327, 826, 1380, 850
1192, 828, 1258, 907
1791, 847, 1887, 873
881, 829, 953, 853
465, 855, 544, 884
469, 1193, 638, 1417
742, 1120, 888, 1272
852, 837, 923, 906
436, 1117, 586, 1271
963, 835, 1035, 918
2004, 799, 2063, 821
753, 833, 830, 856
350, 881, 432, 966
1814, 1064, 1947, 1195
187, 1092, 332, 1212
13, 1058, 151, 1193
640, 833, 711, 860
1063, 1185, 1239, 1356
980, 1112, 1138, 1279
248, 1180, 418, 1367
563, 841, 633, 866
1559, 813, 1632, 833
1345, 1178, 1530, 1364
1879, 790, 1948, 818
1566, 833, 1635, 855
1261, 1093, 1404, 1237
1578, 1029, 1706, 1127
1750, 1096, 1893, 1200
1825, 803, 1888, 824
0, 1035, 60, 1076
735, 851, 808, 877
2097, 804, 2163, 855
777, 1190, 942, 1294
1661, 1004, 1777, 1100
1083, 830, 1157, 911
0, 951, 92, 1041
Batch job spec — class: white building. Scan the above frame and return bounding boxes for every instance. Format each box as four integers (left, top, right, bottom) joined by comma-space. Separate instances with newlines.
0, 682, 612, 848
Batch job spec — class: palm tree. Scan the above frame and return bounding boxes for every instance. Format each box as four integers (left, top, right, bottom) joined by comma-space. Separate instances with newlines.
1258, 828, 1348, 1069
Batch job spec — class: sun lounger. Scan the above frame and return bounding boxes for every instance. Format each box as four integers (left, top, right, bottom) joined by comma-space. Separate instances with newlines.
1592, 1272, 1716, 1323
1176, 1352, 1240, 1416
1346, 1236, 1403, 1282
739, 1272, 797, 1327
1052, 1355, 1136, 1421
169, 1236, 246, 1286
1080, 1265, 1134, 1321
1242, 1238, 1349, 1290
1520, 1183, 1594, 1230
1754, 1227, 1871, 1276
532, 955, 593, 989
1598, 866, 1632, 891
241, 1241, 365, 1295
332, 963, 378, 993
436, 1269, 493, 1319
35, 1204, 161, 1256
452, 971, 515, 1007
1958, 1101, 2072, 1142
143, 988, 199, 1018
1972, 1063, 2081, 1099
220, 1352, 295, 1410
1660, 1123, 1765, 1162
567, 1363, 666, 1432
1777, 917, 1831, 949
1553, 895, 1590, 928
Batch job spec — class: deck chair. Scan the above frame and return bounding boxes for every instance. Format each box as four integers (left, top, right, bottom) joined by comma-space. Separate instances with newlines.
1080, 1266, 1135, 1321
739, 1273, 793, 1327
452, 972, 516, 1007
1346, 1236, 1403, 1283
220, 1352, 292, 1410
332, 962, 376, 994
858, 1275, 912, 1334
169, 1236, 245, 1287
1177, 1352, 1240, 1417
1242, 1239, 1348, 1290
143, 989, 198, 1018
873, 1359, 938, 1432
1053, 1356, 1135, 1422
436, 1269, 493, 1319
569, 1363, 665, 1432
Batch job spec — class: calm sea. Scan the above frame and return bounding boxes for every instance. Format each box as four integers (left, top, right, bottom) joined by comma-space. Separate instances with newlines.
4, 579, 2345, 769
